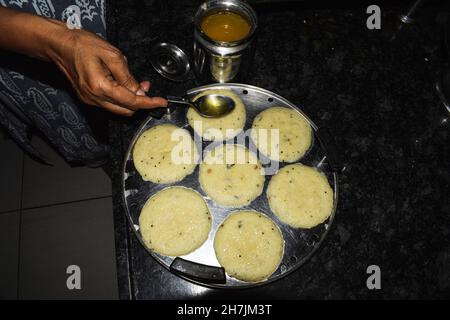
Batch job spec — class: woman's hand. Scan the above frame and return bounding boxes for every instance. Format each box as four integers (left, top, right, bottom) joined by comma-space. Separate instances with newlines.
0, 7, 166, 116
48, 27, 167, 116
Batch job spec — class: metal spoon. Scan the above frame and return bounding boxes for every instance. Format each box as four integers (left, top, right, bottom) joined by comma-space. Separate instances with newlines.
167, 94, 235, 118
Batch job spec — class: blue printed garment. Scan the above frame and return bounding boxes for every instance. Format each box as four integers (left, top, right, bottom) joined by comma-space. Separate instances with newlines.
0, 0, 109, 166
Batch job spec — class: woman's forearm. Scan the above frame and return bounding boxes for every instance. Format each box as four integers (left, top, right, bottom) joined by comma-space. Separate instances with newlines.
0, 6, 67, 61
0, 6, 167, 115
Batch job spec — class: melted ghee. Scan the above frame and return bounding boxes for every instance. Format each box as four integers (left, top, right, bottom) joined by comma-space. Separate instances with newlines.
201, 11, 251, 42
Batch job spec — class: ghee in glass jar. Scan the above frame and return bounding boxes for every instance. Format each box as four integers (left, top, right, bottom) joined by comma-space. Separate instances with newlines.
201, 11, 251, 42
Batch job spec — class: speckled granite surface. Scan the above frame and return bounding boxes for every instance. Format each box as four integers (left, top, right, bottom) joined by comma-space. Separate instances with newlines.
108, 0, 449, 299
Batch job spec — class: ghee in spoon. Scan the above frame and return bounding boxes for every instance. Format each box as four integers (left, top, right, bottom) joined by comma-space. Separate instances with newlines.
201, 11, 251, 42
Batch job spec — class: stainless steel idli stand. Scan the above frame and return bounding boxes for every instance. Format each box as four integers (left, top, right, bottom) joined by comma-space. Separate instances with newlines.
122, 83, 343, 289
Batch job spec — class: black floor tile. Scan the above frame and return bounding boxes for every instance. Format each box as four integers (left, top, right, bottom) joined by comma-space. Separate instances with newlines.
0, 140, 23, 213
0, 211, 20, 299
22, 137, 111, 208
19, 198, 118, 299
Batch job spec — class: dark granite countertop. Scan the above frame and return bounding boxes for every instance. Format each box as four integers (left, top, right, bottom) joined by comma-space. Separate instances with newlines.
108, 0, 449, 299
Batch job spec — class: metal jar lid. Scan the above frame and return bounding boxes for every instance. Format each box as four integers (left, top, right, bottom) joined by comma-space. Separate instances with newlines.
149, 42, 191, 82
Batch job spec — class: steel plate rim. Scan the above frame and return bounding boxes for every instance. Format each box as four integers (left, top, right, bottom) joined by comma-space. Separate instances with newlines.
121, 83, 339, 289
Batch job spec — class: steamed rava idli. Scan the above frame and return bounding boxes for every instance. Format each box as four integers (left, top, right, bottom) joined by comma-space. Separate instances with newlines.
133, 124, 198, 184
214, 210, 284, 282
187, 89, 246, 141
267, 164, 333, 228
199, 144, 265, 207
251, 107, 312, 162
139, 187, 212, 256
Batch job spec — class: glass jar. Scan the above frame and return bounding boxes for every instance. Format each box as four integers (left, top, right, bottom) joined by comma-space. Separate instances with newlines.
193, 0, 258, 83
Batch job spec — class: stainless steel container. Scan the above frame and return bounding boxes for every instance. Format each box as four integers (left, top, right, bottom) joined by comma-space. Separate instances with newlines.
193, 0, 258, 83
122, 83, 341, 289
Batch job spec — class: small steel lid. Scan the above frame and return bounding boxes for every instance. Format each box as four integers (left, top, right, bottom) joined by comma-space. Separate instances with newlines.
149, 42, 190, 82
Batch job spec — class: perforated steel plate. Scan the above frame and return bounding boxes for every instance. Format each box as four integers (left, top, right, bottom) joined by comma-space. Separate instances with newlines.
122, 83, 339, 289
